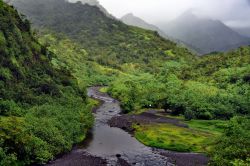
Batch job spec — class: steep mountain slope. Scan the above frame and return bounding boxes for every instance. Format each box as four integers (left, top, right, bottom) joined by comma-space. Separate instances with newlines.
3, 1, 250, 165
0, 1, 93, 165
161, 11, 250, 54
231, 27, 250, 38
120, 13, 197, 54
68, 0, 113, 18
121, 13, 167, 36
11, 0, 194, 69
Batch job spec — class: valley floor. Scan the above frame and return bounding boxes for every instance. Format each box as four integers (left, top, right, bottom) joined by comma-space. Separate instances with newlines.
110, 109, 225, 153
47, 87, 210, 166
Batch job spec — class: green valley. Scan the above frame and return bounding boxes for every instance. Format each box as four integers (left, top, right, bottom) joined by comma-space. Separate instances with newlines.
0, 1, 94, 165
1, 0, 250, 165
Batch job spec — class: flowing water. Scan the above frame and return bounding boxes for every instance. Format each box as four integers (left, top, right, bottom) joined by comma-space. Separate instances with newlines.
85, 87, 173, 166
47, 87, 208, 166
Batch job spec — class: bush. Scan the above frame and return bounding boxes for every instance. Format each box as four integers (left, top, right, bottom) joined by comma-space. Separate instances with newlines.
184, 109, 195, 120
0, 100, 23, 116
209, 117, 250, 166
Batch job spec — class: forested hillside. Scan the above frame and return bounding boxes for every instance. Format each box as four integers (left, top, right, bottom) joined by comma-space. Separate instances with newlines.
4, 0, 250, 165
8, 0, 250, 119
0, 1, 93, 165
109, 46, 250, 119
107, 46, 250, 165
11, 0, 194, 69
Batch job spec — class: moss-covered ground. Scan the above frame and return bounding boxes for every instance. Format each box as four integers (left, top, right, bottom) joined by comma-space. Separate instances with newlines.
133, 110, 227, 153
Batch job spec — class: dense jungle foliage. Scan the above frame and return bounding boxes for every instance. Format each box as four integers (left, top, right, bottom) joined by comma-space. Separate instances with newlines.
12, 0, 249, 120
109, 46, 250, 120
0, 1, 93, 165
209, 116, 250, 166
12, 0, 195, 70
39, 31, 250, 166
3, 0, 250, 165
41, 34, 250, 165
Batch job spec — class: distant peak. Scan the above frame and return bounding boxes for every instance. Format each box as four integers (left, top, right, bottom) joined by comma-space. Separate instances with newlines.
68, 0, 100, 6
178, 9, 197, 19
178, 9, 220, 22
127, 13, 134, 15
122, 13, 135, 18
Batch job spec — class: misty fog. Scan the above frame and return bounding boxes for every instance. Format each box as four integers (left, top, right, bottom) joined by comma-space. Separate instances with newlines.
69, 0, 250, 28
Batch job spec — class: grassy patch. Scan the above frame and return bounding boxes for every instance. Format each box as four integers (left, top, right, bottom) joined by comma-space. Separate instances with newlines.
143, 109, 226, 134
87, 98, 100, 107
164, 49, 175, 57
161, 114, 227, 134
131, 109, 226, 152
134, 123, 219, 153
131, 108, 165, 115
99, 87, 108, 93
186, 119, 227, 134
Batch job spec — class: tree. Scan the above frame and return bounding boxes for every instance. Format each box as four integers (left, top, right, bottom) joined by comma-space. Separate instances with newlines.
210, 117, 250, 166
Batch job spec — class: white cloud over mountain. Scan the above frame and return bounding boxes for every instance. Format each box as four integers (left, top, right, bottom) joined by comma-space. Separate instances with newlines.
97, 0, 250, 28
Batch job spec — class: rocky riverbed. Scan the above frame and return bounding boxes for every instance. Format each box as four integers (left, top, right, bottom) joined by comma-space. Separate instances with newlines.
47, 87, 209, 166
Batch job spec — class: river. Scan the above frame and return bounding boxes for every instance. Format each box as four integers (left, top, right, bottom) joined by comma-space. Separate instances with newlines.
84, 87, 172, 165
47, 87, 207, 166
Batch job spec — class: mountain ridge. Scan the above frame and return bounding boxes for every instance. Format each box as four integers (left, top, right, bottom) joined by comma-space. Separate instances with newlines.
120, 12, 198, 53
231, 26, 250, 38
121, 13, 162, 32
68, 0, 114, 18
11, 0, 194, 68
160, 10, 250, 54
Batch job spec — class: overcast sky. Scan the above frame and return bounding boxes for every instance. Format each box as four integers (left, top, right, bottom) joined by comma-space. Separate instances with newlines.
96, 0, 250, 28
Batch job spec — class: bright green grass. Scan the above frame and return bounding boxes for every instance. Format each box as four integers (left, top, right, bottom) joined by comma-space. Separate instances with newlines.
186, 119, 227, 134
164, 49, 175, 57
131, 108, 165, 115
132, 110, 227, 153
134, 109, 226, 134
87, 98, 100, 107
99, 87, 108, 93
134, 123, 217, 153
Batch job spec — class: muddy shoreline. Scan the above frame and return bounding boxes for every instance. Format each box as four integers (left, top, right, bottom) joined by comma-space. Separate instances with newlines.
108, 111, 209, 166
47, 150, 107, 166
47, 87, 209, 166
108, 111, 188, 133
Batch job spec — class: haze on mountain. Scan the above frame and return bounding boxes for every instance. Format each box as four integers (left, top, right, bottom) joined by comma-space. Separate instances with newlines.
232, 27, 250, 38
1, 0, 250, 165
120, 13, 197, 52
160, 11, 250, 54
72, 0, 250, 54
97, 0, 250, 54
121, 13, 161, 32
120, 11, 250, 54
68, 0, 113, 18
120, 13, 171, 39
99, 0, 250, 27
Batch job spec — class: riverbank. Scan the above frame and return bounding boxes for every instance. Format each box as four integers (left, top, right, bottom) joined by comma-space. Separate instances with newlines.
109, 107, 225, 151
47, 87, 212, 166
108, 109, 211, 166
47, 150, 107, 166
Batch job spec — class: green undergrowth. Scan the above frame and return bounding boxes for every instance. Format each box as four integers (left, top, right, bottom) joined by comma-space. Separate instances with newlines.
0, 1, 95, 165
99, 87, 108, 93
132, 109, 226, 153
186, 119, 227, 134
134, 123, 215, 153
155, 110, 227, 134
39, 33, 121, 86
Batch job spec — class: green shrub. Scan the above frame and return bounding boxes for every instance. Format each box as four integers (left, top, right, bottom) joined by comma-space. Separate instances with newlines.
209, 117, 250, 166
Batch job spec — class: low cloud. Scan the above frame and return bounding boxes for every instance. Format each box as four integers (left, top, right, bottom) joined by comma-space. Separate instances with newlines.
98, 0, 250, 28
